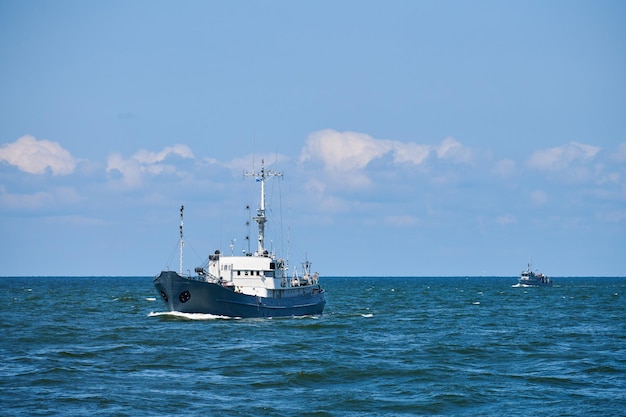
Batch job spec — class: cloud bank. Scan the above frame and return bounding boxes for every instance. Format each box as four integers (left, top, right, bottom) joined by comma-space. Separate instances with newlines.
106, 144, 195, 187
527, 142, 600, 170
300, 129, 473, 173
2, 133, 624, 231
299, 129, 474, 189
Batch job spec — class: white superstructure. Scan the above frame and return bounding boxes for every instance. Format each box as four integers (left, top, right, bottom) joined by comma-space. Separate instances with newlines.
192, 160, 319, 298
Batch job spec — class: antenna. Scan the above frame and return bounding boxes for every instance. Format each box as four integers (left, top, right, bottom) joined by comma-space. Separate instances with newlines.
286, 183, 291, 271
245, 204, 251, 255
244, 159, 282, 254
179, 205, 184, 275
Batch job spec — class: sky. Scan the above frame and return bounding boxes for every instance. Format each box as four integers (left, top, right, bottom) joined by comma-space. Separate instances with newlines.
1, 0, 625, 277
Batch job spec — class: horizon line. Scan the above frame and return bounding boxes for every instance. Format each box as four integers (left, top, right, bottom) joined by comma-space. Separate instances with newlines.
1, 275, 624, 279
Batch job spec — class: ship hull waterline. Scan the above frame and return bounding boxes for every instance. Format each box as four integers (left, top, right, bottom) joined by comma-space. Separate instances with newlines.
154, 271, 326, 318
518, 279, 552, 287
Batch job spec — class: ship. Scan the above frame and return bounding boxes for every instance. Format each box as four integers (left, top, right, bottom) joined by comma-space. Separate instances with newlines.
518, 262, 553, 287
154, 160, 326, 318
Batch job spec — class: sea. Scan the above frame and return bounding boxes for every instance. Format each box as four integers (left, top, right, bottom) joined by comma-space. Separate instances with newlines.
1, 276, 625, 416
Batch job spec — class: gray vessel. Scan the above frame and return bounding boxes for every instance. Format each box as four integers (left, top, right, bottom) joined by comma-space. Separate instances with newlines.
518, 262, 553, 287
154, 160, 326, 318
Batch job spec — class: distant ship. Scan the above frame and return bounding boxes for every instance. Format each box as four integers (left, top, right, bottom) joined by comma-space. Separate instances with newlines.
518, 262, 553, 287
154, 160, 326, 318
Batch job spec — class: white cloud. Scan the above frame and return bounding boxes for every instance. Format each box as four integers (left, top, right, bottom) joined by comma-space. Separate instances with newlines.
132, 144, 194, 164
300, 129, 393, 172
301, 130, 474, 171
299, 130, 475, 190
392, 142, 431, 165
0, 135, 76, 175
106, 144, 195, 187
435, 137, 473, 163
527, 141, 600, 170
106, 153, 144, 187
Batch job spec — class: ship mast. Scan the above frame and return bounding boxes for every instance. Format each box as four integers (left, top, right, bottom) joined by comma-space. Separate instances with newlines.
244, 159, 282, 254
179, 205, 184, 274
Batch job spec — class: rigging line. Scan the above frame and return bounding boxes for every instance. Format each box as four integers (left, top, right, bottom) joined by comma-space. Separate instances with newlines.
164, 237, 180, 272
252, 134, 256, 172
164, 232, 208, 272
245, 202, 251, 255
184, 238, 207, 268
242, 163, 254, 255
273, 147, 284, 260
278, 160, 285, 262
286, 182, 292, 271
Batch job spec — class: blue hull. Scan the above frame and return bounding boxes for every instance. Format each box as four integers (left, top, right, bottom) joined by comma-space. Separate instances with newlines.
154, 271, 326, 318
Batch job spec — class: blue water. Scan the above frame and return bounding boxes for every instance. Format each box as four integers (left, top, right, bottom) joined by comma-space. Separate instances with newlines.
1, 276, 625, 416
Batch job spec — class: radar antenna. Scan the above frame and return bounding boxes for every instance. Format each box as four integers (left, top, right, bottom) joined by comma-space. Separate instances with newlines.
244, 159, 282, 254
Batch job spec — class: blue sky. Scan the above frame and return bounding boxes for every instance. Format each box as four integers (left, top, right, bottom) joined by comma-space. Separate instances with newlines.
1, 0, 625, 277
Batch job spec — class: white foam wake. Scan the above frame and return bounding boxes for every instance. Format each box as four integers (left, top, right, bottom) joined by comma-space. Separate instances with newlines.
148, 311, 238, 320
